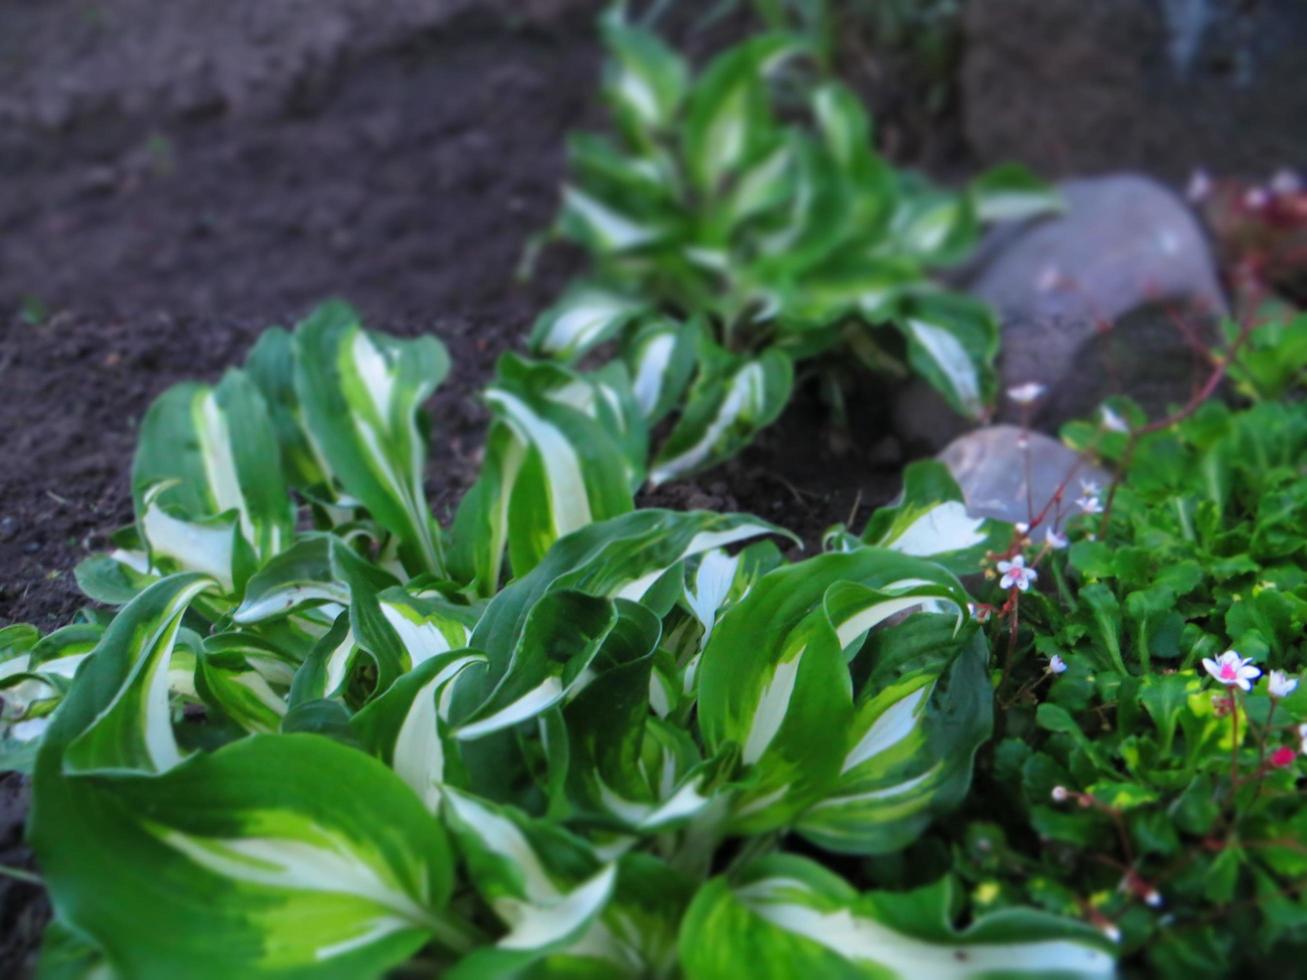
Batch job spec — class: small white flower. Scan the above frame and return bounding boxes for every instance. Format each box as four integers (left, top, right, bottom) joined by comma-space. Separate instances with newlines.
1100, 922, 1122, 943
1048, 654, 1068, 674
996, 554, 1038, 592
1300, 723, 1307, 756
1267, 670, 1299, 699
1007, 382, 1047, 405
1045, 528, 1068, 550
1100, 405, 1129, 433
1051, 785, 1069, 803
1244, 186, 1269, 210
1079, 479, 1102, 497
1076, 495, 1104, 515
1270, 168, 1300, 196
1186, 169, 1212, 203
1201, 650, 1262, 692
1144, 889, 1163, 909
1015, 521, 1030, 535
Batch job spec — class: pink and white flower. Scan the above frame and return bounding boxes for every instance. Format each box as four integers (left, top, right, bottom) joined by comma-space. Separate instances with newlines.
1266, 669, 1299, 699
1045, 528, 1068, 550
997, 554, 1038, 592
1076, 494, 1104, 515
1201, 650, 1261, 692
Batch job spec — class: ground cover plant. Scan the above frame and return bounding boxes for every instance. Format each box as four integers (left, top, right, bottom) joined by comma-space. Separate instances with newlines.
856, 307, 1307, 977
526, 8, 1056, 483
0, 302, 1123, 977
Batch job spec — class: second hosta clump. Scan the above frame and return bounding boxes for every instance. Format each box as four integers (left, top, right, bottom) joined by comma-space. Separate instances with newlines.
529, 10, 1058, 482
3, 303, 1116, 977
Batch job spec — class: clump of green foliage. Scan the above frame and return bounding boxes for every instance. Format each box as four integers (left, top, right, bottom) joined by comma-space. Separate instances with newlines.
530, 8, 1055, 483
1, 303, 1118, 978
881, 391, 1307, 978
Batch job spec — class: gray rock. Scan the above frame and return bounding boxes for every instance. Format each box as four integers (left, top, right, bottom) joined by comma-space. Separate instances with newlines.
938, 426, 1112, 539
973, 174, 1227, 428
962, 0, 1307, 182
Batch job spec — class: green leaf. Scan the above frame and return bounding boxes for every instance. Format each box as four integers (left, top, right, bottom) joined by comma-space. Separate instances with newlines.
796, 626, 991, 855
678, 854, 1115, 979
600, 13, 689, 141
35, 734, 462, 978
293, 300, 449, 576
892, 292, 997, 420
529, 283, 647, 362
650, 347, 793, 485
351, 649, 488, 811
682, 34, 805, 193
859, 461, 1001, 575
969, 163, 1062, 223
697, 548, 969, 830
624, 315, 701, 426
62, 574, 216, 776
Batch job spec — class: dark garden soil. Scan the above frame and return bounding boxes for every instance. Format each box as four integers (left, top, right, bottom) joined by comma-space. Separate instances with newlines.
0, 3, 914, 972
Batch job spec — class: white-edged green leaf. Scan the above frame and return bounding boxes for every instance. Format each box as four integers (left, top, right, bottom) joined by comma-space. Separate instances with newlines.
624, 315, 701, 425
796, 616, 992, 855
558, 185, 668, 253
683, 34, 806, 193
696, 549, 969, 831
650, 347, 794, 485
62, 573, 215, 777
529, 283, 648, 362
860, 460, 1005, 575
443, 788, 621, 964
970, 163, 1062, 223
352, 649, 488, 812
680, 855, 1116, 979
293, 300, 448, 576
894, 292, 997, 420
451, 355, 638, 588
600, 12, 688, 140
233, 534, 350, 624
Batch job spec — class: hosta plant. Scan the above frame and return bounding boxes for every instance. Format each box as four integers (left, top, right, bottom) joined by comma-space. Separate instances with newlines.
528, 9, 1056, 482
0, 303, 1115, 977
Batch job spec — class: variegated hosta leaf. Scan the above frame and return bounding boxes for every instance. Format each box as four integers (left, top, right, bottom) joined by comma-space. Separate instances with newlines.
195, 632, 303, 735
969, 162, 1063, 223
442, 788, 623, 974
61, 574, 216, 777
243, 325, 334, 492
34, 730, 462, 977
0, 623, 101, 728
132, 368, 293, 591
682, 34, 806, 194
600, 11, 688, 141
649, 347, 794, 486
293, 300, 449, 577
796, 616, 992, 855
454, 591, 619, 741
469, 509, 791, 693
679, 855, 1116, 979
678, 541, 784, 698
695, 549, 970, 832
624, 315, 700, 426
233, 534, 350, 625
893, 291, 998, 421
351, 649, 488, 812
889, 185, 979, 267
559, 597, 714, 833
530, 282, 647, 363
859, 460, 1005, 576
450, 355, 642, 592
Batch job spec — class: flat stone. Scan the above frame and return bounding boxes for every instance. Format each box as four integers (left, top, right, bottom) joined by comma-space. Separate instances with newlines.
938, 426, 1111, 539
